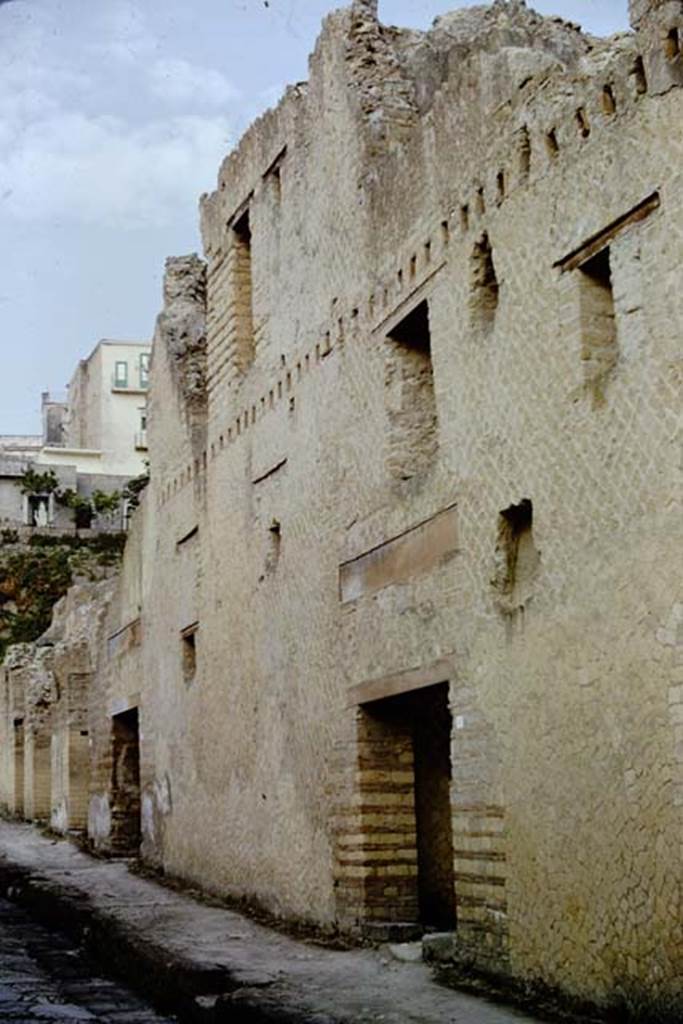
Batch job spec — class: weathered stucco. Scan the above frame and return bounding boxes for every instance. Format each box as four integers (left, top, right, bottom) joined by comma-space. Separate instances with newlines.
2, 0, 682, 1016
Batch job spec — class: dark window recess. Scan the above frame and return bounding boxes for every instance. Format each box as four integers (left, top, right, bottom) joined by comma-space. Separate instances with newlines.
576, 107, 590, 138
181, 628, 197, 683
110, 709, 141, 855
384, 300, 438, 481
460, 204, 470, 232
630, 56, 648, 95
230, 208, 255, 370
578, 247, 617, 406
518, 125, 531, 177
470, 232, 499, 332
546, 129, 559, 157
271, 164, 282, 201
265, 519, 282, 575
492, 498, 540, 613
665, 27, 680, 61
602, 84, 617, 115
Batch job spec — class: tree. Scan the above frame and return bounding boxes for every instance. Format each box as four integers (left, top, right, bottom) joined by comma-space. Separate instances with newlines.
55, 488, 121, 529
55, 489, 94, 529
17, 466, 60, 497
91, 489, 121, 516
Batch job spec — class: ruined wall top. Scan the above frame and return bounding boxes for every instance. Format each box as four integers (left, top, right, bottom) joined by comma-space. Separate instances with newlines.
628, 0, 682, 91
145, 253, 208, 493
200, 1, 619, 242
156, 254, 207, 408
629, 0, 676, 28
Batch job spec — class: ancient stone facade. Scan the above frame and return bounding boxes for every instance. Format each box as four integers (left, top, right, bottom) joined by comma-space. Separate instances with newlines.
2, 0, 682, 1015
0, 580, 114, 832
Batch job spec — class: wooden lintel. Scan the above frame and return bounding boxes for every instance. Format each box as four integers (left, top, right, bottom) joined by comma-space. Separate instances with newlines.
348, 657, 455, 707
555, 191, 660, 272
372, 261, 446, 337
226, 190, 255, 230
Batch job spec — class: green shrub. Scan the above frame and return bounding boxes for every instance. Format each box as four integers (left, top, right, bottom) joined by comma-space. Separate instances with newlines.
0, 547, 72, 660
17, 467, 60, 496
0, 533, 126, 659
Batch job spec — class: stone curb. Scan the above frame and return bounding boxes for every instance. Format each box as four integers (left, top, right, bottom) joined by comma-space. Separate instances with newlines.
0, 856, 338, 1024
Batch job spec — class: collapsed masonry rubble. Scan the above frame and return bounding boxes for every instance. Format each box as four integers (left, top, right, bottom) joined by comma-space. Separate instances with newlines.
2, 0, 682, 1017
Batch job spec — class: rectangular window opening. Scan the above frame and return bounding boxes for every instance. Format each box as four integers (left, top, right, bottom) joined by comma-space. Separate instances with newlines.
545, 128, 559, 158
578, 247, 617, 404
262, 146, 286, 201
385, 300, 438, 481
460, 204, 470, 232
139, 352, 150, 388
181, 625, 198, 683
470, 232, 499, 333
518, 125, 531, 178
576, 107, 590, 138
602, 84, 617, 115
271, 165, 282, 202
230, 207, 255, 371
631, 55, 648, 95
665, 27, 680, 61
114, 361, 128, 387
492, 498, 540, 613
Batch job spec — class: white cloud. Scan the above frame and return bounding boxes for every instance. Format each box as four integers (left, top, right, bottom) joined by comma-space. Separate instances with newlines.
0, 111, 232, 229
149, 58, 240, 107
93, 1, 157, 64
0, 1, 239, 229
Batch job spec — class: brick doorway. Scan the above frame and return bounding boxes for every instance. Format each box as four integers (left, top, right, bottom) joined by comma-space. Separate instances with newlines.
413, 684, 456, 927
345, 682, 456, 933
110, 708, 141, 855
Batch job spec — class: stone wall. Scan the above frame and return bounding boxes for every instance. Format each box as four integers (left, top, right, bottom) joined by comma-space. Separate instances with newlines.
2, 1, 682, 1016
97, 0, 683, 1011
84, 254, 206, 861
0, 581, 114, 832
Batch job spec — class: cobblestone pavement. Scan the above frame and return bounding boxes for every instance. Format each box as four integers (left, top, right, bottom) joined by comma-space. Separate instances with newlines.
0, 895, 176, 1023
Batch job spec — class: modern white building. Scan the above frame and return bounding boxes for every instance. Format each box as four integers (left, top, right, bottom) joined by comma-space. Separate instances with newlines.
38, 341, 151, 479
0, 340, 151, 529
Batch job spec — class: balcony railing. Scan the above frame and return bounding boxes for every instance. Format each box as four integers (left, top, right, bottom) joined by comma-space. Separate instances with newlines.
112, 374, 149, 391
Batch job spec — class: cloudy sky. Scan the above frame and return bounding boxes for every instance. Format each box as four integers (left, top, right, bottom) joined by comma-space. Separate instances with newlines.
1, 0, 629, 434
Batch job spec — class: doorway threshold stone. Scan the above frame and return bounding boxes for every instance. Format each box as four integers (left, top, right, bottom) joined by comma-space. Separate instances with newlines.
422, 931, 457, 963
361, 921, 423, 943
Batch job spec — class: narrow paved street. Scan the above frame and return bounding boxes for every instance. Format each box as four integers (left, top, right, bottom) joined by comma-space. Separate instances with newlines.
0, 895, 175, 1023
0, 821, 547, 1024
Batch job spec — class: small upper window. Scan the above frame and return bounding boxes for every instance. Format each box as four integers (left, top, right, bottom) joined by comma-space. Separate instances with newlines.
114, 361, 128, 388
665, 27, 680, 62
181, 625, 198, 684
139, 353, 150, 388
